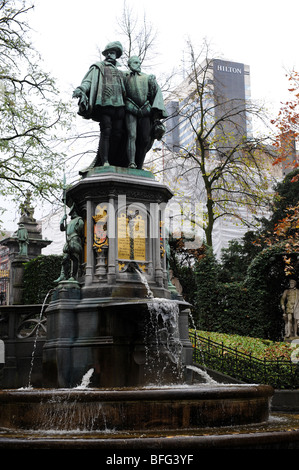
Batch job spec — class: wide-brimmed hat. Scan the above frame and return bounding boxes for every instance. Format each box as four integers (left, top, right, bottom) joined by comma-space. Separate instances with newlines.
69, 203, 77, 215
102, 41, 123, 59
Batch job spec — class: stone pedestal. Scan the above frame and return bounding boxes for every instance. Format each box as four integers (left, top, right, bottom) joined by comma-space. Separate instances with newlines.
1, 214, 51, 305
9, 256, 29, 305
43, 280, 81, 388
67, 165, 172, 299
43, 166, 193, 388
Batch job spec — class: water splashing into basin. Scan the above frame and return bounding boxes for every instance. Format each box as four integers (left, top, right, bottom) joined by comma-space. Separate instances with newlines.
186, 365, 219, 385
144, 299, 184, 384
74, 368, 94, 389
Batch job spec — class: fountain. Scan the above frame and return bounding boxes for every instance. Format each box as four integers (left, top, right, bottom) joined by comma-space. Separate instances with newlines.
0, 41, 285, 450
0, 165, 275, 450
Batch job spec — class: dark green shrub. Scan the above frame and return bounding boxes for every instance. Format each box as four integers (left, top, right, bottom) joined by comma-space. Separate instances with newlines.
217, 282, 253, 336
193, 247, 222, 330
192, 243, 290, 340
244, 244, 295, 340
22, 255, 63, 304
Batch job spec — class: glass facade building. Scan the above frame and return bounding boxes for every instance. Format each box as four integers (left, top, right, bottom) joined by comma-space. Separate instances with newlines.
164, 58, 251, 152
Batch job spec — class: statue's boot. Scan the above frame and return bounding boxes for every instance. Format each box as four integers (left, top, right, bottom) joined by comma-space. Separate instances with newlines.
93, 139, 104, 167
97, 135, 110, 166
54, 274, 66, 284
53, 262, 68, 284
127, 140, 137, 169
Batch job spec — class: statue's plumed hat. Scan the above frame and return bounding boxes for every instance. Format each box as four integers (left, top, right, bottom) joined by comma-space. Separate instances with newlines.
102, 41, 123, 59
69, 203, 77, 215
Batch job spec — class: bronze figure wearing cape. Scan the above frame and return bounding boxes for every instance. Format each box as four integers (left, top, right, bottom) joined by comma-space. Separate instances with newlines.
73, 42, 167, 170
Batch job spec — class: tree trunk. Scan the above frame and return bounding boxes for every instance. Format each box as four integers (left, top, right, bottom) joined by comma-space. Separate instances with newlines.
205, 194, 214, 247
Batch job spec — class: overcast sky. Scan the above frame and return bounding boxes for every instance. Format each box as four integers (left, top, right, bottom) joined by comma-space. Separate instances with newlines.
30, 0, 299, 113
3, 0, 299, 230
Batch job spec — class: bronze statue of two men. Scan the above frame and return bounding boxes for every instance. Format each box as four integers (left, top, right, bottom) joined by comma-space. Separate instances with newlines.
73, 41, 167, 170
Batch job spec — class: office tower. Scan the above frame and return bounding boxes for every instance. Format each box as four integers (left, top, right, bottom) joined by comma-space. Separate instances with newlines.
164, 58, 251, 153
147, 59, 276, 255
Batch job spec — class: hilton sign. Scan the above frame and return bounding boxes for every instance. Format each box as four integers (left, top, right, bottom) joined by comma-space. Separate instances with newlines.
217, 64, 242, 74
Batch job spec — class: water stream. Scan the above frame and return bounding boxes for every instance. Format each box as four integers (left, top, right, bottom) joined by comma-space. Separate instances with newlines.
27, 288, 54, 389
135, 267, 154, 299
186, 365, 219, 384
135, 266, 218, 385
74, 368, 94, 389
145, 299, 183, 384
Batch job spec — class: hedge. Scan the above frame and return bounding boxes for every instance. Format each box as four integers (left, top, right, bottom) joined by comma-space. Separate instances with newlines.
22, 255, 63, 304
192, 244, 291, 341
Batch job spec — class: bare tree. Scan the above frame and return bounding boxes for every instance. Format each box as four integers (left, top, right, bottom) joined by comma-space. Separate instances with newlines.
115, 0, 158, 67
151, 40, 278, 247
0, 0, 72, 205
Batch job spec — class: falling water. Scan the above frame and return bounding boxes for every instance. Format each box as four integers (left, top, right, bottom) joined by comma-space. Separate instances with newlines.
187, 309, 221, 384
186, 365, 219, 384
36, 393, 105, 431
135, 268, 154, 299
145, 299, 184, 384
27, 289, 54, 388
135, 267, 183, 383
74, 368, 94, 389
135, 267, 218, 386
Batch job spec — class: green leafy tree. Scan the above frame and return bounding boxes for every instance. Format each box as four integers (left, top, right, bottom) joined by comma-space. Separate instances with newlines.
216, 169, 299, 283
219, 231, 262, 283
252, 168, 299, 276
0, 0, 72, 206
258, 168, 299, 234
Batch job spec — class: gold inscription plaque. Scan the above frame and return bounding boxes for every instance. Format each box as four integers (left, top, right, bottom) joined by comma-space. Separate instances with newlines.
93, 204, 108, 252
133, 214, 146, 260
118, 213, 131, 259
118, 210, 146, 261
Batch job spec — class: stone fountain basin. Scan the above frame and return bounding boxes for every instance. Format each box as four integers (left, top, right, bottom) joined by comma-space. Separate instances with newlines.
0, 384, 273, 432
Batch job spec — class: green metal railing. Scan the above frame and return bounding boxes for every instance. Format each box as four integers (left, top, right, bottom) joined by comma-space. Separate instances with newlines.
189, 330, 299, 389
